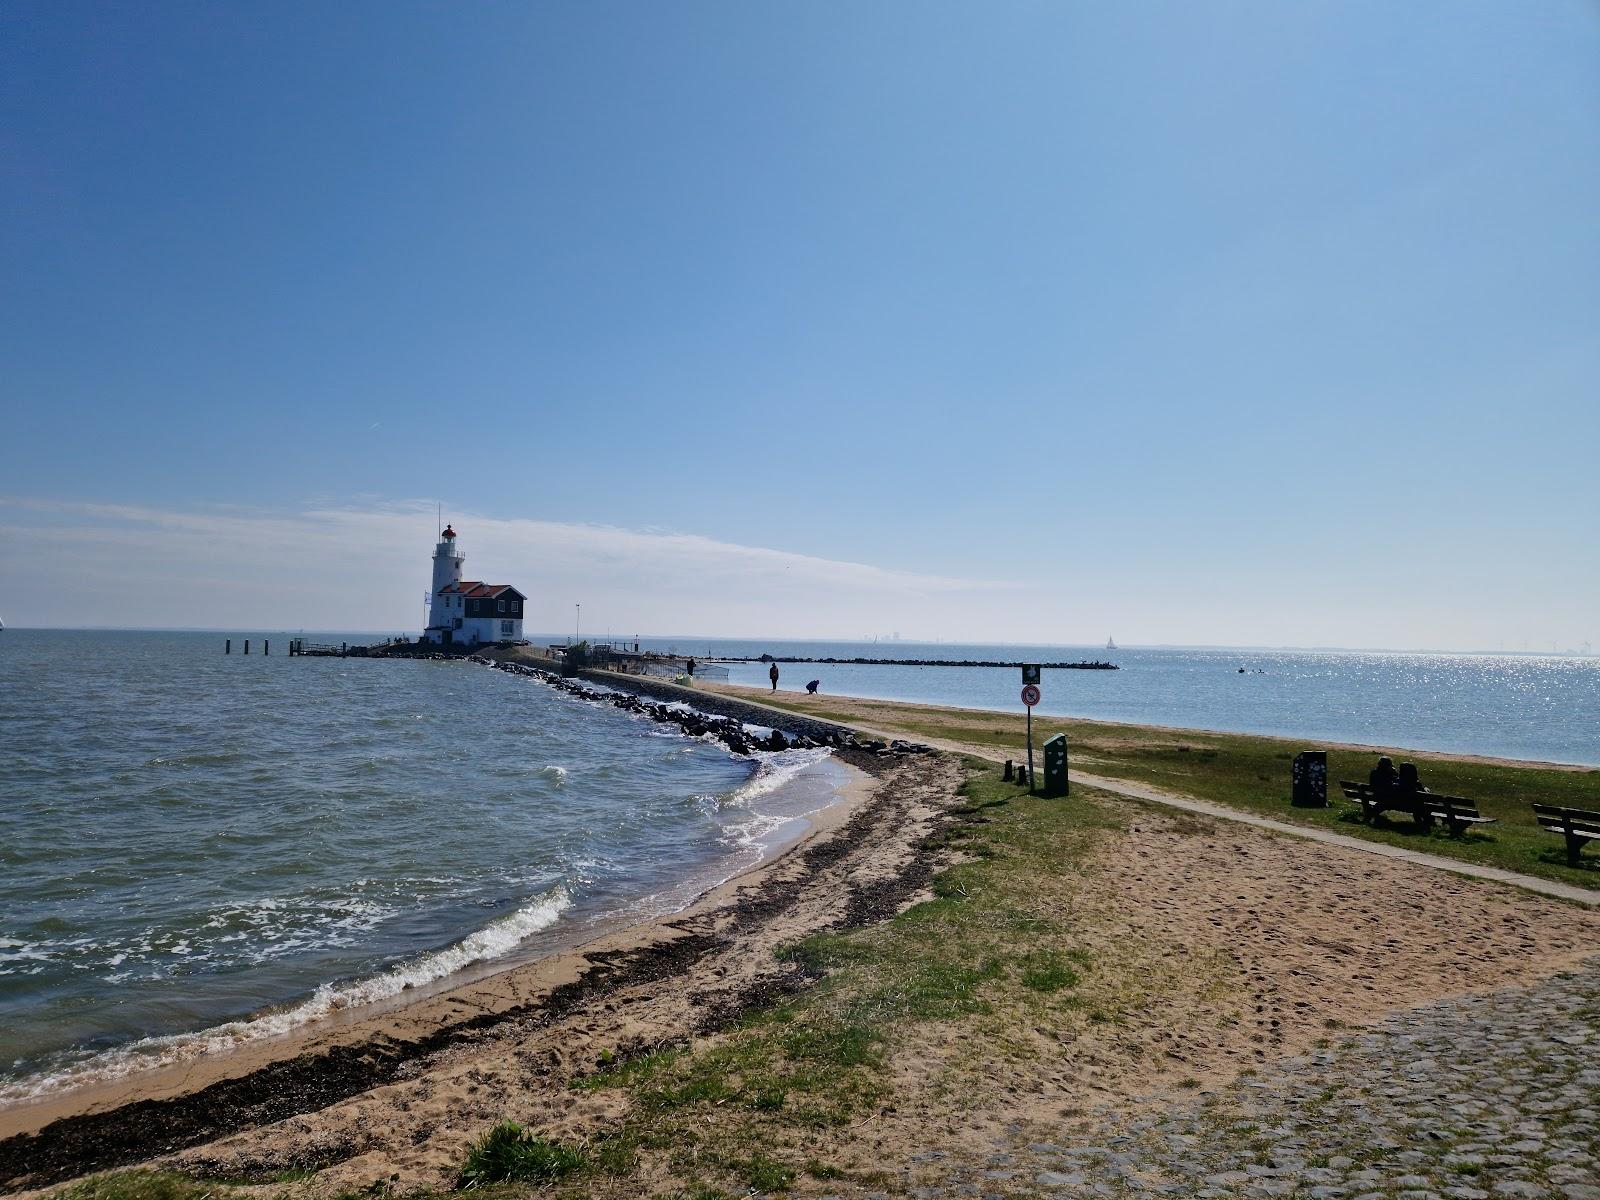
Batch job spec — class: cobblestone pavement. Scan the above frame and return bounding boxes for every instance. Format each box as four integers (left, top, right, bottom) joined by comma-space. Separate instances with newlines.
888, 961, 1600, 1200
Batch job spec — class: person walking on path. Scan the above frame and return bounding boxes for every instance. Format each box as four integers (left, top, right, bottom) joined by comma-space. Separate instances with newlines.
768, 662, 780, 692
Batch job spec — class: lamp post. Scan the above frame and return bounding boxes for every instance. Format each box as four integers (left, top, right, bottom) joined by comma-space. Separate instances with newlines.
575, 604, 581, 644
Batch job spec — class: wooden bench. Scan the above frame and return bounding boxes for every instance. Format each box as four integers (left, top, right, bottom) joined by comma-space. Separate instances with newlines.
1340, 780, 1411, 824
1532, 804, 1600, 866
1418, 794, 1495, 837
1339, 781, 1495, 837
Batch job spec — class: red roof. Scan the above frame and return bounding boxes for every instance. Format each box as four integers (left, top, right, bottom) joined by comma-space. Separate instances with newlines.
439, 581, 522, 599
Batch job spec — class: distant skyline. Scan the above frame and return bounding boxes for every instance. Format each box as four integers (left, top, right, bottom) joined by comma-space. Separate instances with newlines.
2, 3, 1596, 651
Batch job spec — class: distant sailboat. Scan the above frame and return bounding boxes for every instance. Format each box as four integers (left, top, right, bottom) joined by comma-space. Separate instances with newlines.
1105, 635, 1116, 650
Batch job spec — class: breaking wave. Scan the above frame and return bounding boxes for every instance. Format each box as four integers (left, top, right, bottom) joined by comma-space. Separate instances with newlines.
0, 886, 571, 1106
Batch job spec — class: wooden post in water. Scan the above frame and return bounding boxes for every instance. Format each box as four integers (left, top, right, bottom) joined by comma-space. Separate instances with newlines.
264, 640, 270, 655
244, 640, 250, 655
225, 639, 231, 654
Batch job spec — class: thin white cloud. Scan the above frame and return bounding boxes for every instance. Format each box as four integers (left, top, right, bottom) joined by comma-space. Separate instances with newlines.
0, 497, 1017, 635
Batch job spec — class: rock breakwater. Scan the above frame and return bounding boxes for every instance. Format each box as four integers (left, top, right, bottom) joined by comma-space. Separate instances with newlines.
473, 656, 935, 759
722, 655, 1119, 669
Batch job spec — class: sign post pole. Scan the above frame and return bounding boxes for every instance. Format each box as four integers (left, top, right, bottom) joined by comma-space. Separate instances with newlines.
1026, 704, 1034, 793
1020, 666, 1042, 794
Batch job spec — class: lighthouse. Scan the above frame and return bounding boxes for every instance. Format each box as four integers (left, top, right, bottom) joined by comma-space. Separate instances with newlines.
420, 525, 527, 647
430, 525, 464, 610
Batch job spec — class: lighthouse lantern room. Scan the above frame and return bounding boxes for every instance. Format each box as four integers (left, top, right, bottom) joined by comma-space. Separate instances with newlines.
421, 525, 527, 647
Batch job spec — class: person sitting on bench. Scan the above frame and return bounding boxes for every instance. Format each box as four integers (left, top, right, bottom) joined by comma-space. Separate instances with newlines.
1396, 761, 1430, 826
1369, 756, 1398, 795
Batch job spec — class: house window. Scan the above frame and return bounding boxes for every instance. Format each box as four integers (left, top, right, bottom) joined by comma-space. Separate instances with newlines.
453, 617, 463, 629
501, 620, 513, 636
497, 599, 505, 614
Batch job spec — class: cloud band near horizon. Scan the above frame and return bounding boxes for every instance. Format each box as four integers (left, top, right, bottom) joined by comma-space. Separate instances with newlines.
0, 497, 1019, 637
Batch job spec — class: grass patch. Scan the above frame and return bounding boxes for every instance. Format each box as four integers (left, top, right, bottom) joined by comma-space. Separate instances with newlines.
50, 1173, 231, 1200
805, 1158, 849, 1180
717, 687, 1600, 889
456, 1120, 587, 1187
741, 1154, 796, 1192
1019, 950, 1080, 993
782, 1021, 881, 1066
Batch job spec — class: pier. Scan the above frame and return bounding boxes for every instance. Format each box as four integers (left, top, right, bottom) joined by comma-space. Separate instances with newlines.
715, 655, 1119, 670
288, 640, 362, 657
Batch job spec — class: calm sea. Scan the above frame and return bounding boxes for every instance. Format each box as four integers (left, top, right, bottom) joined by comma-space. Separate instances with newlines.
0, 630, 841, 1104
618, 636, 1600, 767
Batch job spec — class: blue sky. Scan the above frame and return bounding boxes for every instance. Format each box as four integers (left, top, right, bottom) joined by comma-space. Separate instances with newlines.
2, 2, 1596, 649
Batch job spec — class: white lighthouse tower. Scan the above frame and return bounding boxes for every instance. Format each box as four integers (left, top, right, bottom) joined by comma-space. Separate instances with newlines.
430, 525, 464, 613
421, 524, 527, 647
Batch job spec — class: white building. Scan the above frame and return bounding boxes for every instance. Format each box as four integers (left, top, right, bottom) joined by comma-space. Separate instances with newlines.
421, 525, 527, 647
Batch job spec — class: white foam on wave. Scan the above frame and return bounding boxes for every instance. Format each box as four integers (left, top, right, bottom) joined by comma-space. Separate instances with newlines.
715, 747, 836, 852
0, 939, 50, 965
27, 892, 412, 983
728, 747, 834, 804
539, 764, 569, 784
0, 885, 572, 1107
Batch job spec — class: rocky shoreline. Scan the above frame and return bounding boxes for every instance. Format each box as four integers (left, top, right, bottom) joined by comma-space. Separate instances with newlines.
473, 654, 935, 758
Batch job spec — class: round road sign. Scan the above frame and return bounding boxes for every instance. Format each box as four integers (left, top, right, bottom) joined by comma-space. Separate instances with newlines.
1020, 683, 1041, 707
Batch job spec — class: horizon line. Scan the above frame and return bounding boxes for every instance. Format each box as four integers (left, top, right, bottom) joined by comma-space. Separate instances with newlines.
3, 626, 1595, 661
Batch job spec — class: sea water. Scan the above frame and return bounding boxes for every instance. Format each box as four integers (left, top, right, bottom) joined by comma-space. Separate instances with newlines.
0, 630, 841, 1104
628, 638, 1600, 767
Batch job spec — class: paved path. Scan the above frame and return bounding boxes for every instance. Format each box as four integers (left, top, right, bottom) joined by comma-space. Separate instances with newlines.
899, 959, 1600, 1200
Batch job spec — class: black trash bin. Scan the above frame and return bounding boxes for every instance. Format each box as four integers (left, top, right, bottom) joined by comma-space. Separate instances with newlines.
1042, 734, 1069, 798
1291, 750, 1328, 807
